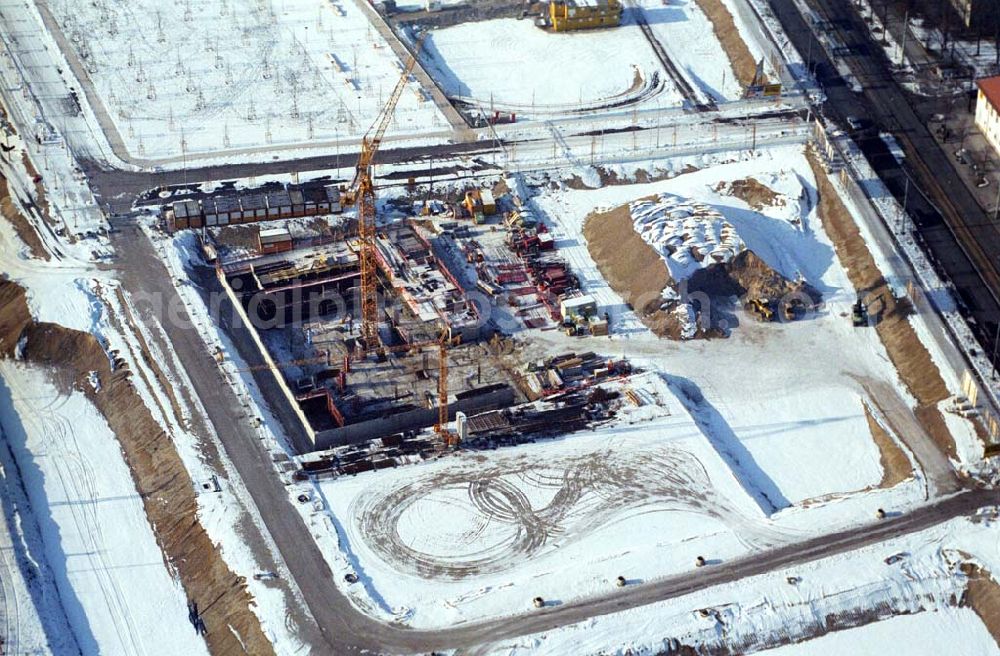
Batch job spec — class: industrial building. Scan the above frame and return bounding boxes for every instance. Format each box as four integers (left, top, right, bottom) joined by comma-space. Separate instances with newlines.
546, 0, 621, 32
976, 76, 1000, 157
949, 0, 997, 30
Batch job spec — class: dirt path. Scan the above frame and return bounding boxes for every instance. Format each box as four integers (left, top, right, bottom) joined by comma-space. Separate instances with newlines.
808, 152, 960, 493
861, 378, 957, 496
863, 402, 913, 489
695, 0, 760, 89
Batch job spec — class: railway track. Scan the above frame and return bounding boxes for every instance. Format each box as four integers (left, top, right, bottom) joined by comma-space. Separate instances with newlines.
630, 4, 717, 112
812, 0, 1000, 295
772, 0, 1000, 352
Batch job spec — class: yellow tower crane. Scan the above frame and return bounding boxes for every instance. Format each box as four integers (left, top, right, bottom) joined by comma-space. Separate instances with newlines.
344, 36, 425, 350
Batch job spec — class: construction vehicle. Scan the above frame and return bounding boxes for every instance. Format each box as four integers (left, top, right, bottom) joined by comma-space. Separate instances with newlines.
342, 36, 425, 351
747, 298, 774, 322
852, 299, 868, 327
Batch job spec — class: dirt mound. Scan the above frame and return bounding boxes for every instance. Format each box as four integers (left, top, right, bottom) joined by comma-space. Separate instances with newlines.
584, 200, 669, 316
695, 0, 763, 89
215, 224, 261, 252
585, 201, 704, 338
1, 174, 49, 261
0, 280, 31, 356
585, 201, 810, 339
0, 278, 272, 655
961, 563, 1000, 644
807, 151, 956, 459
715, 177, 781, 211
688, 249, 814, 302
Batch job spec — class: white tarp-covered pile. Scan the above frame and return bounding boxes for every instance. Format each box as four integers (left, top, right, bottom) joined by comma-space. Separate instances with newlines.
630, 194, 745, 283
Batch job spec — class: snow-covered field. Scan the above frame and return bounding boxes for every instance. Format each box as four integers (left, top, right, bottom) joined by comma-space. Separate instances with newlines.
0, 364, 208, 656
637, 0, 743, 101
42, 0, 447, 158
766, 607, 999, 656
421, 16, 681, 110
419, 0, 757, 113
317, 373, 775, 627
530, 145, 924, 501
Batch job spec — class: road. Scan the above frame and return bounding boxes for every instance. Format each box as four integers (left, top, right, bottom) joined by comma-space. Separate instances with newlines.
107, 218, 994, 655
769, 0, 1000, 364
92, 102, 809, 215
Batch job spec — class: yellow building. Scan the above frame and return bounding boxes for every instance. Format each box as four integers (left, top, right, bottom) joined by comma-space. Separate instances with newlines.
976, 76, 1000, 157
549, 0, 622, 31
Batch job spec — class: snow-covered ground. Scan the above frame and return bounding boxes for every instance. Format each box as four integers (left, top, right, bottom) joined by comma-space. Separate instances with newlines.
0, 364, 209, 656
764, 607, 998, 656
419, 0, 772, 113
489, 512, 1000, 655
297, 144, 981, 631
421, 16, 682, 110
637, 0, 744, 101
910, 18, 1000, 79
529, 144, 927, 499
0, 77, 309, 654
39, 0, 447, 158
316, 373, 775, 628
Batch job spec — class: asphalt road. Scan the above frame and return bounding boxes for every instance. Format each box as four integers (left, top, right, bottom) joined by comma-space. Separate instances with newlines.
108, 219, 995, 656
769, 0, 1000, 359
89, 139, 497, 214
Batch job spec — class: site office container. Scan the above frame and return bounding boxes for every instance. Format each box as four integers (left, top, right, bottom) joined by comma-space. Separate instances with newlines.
259, 227, 293, 254
290, 189, 307, 217
205, 198, 219, 226
325, 185, 343, 213
241, 193, 267, 224
170, 211, 189, 231
215, 196, 242, 225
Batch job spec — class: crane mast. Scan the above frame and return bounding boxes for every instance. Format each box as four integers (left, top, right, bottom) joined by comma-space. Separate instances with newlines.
351, 37, 424, 350
341, 39, 456, 445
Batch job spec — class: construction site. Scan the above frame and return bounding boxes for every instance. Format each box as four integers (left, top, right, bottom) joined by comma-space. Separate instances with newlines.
203, 163, 625, 456
8, 0, 1000, 649
165, 45, 631, 463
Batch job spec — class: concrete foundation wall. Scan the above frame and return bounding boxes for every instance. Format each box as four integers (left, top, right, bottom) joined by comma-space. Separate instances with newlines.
313, 386, 514, 450
193, 266, 317, 454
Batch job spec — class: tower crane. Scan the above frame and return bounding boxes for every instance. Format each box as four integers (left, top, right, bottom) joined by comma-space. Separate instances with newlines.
340, 37, 457, 445
344, 36, 425, 351
212, 41, 457, 446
